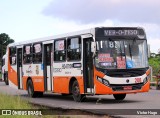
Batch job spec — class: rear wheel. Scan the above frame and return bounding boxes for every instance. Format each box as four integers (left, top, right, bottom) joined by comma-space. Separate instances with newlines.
61, 93, 69, 96
113, 94, 126, 100
36, 92, 43, 97
4, 73, 9, 85
72, 80, 85, 102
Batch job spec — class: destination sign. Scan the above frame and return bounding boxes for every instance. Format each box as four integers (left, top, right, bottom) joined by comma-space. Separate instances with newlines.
104, 29, 138, 36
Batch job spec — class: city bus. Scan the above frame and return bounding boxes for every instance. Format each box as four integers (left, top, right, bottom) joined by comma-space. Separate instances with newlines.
6, 27, 150, 102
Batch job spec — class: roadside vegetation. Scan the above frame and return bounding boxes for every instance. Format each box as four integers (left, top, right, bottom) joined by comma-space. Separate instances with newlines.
149, 55, 160, 76
0, 93, 55, 118
0, 93, 34, 118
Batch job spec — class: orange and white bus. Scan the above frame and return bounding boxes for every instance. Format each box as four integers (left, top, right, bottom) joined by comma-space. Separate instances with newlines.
6, 27, 150, 102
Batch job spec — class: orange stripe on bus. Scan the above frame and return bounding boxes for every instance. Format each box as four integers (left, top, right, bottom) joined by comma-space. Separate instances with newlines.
146, 69, 150, 76
53, 76, 84, 94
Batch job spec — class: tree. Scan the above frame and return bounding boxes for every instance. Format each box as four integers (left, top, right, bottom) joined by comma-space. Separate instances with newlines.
0, 33, 14, 60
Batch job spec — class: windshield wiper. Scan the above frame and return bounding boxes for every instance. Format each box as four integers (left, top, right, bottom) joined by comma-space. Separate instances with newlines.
129, 44, 132, 60
120, 44, 123, 60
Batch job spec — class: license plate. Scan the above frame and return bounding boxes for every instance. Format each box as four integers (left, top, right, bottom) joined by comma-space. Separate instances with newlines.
123, 86, 132, 90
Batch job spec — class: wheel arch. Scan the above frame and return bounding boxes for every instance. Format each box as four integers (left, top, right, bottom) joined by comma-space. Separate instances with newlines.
26, 77, 33, 89
69, 77, 77, 94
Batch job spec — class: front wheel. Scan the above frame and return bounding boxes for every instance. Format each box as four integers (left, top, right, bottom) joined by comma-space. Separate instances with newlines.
72, 80, 85, 102
113, 94, 126, 100
27, 80, 37, 98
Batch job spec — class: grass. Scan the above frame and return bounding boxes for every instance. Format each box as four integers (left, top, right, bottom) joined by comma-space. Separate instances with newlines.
0, 93, 56, 118
0, 93, 34, 118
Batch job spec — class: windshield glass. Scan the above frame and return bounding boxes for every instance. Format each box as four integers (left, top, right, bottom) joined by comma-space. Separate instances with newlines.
95, 39, 148, 69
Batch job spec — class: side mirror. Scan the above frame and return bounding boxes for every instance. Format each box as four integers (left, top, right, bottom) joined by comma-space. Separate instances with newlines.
91, 42, 96, 53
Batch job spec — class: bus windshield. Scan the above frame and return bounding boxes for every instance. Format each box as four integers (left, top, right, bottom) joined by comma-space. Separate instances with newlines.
95, 39, 148, 69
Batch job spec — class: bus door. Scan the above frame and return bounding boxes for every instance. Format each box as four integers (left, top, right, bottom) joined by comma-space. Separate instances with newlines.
17, 47, 23, 89
83, 37, 94, 93
43, 43, 53, 91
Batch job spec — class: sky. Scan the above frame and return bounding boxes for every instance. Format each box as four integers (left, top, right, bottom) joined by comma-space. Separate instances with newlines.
0, 0, 160, 53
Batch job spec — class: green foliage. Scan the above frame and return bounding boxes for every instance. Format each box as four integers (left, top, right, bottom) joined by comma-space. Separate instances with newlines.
149, 56, 160, 76
0, 33, 14, 59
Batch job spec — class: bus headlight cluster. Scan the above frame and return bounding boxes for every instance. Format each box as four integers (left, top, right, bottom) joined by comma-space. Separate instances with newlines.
97, 77, 110, 86
143, 76, 150, 84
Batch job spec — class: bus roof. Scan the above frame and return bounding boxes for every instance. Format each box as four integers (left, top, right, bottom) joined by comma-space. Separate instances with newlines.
9, 28, 95, 47
8, 26, 145, 47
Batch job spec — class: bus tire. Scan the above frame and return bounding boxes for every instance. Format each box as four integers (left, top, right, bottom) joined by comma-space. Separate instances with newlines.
113, 94, 126, 100
72, 80, 85, 102
4, 73, 9, 85
61, 93, 69, 96
36, 92, 43, 97
27, 80, 37, 98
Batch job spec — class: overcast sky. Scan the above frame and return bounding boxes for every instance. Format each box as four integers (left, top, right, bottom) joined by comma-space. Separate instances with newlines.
0, 0, 160, 53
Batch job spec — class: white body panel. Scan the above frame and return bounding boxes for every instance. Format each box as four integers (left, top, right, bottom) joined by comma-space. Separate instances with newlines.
103, 74, 147, 84
23, 64, 44, 77
52, 61, 83, 77
47, 66, 51, 91
19, 67, 23, 89
9, 80, 18, 89
8, 65, 17, 86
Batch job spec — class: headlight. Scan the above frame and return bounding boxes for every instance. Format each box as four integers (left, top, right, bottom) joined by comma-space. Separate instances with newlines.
143, 76, 149, 84
97, 77, 110, 86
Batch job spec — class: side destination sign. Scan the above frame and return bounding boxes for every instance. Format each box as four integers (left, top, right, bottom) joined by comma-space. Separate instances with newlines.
104, 29, 138, 36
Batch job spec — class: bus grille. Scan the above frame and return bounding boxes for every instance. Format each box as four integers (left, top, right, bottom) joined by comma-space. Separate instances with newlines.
110, 83, 143, 91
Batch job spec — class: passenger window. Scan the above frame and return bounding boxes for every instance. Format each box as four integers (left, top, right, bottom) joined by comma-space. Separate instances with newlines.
9, 47, 16, 65
23, 45, 32, 64
54, 39, 66, 61
67, 37, 81, 61
33, 43, 42, 63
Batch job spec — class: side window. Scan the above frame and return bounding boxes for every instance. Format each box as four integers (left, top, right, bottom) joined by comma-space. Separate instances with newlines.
46, 45, 52, 65
23, 45, 32, 64
33, 43, 42, 63
54, 39, 66, 61
67, 37, 81, 61
9, 47, 16, 65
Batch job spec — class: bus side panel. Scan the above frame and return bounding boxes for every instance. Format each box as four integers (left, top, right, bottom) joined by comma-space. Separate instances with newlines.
22, 76, 28, 90
32, 76, 44, 92
53, 76, 84, 94
53, 76, 70, 93
22, 76, 45, 92
8, 64, 18, 87
23, 64, 44, 92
